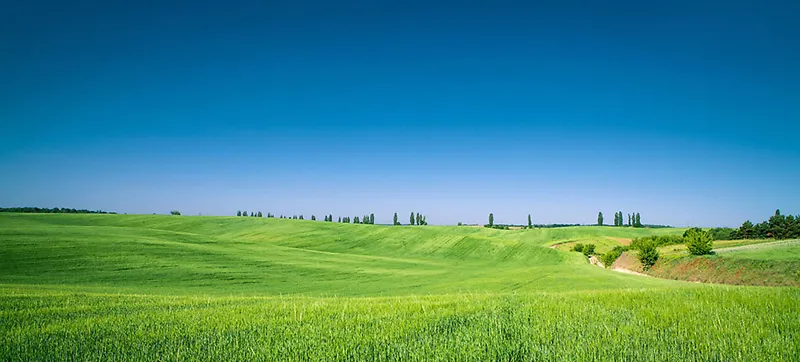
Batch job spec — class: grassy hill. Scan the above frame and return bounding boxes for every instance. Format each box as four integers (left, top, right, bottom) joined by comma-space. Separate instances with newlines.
1, 214, 798, 360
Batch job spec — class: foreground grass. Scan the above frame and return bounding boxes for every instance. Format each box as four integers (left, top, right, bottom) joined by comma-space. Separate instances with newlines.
2, 286, 798, 361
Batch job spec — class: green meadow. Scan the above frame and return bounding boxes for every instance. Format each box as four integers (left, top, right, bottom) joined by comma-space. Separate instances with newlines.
1, 214, 798, 360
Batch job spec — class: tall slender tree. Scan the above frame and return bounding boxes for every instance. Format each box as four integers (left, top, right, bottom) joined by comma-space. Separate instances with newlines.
489, 213, 494, 227
635, 213, 641, 227
257, 211, 262, 217
410, 212, 415, 225
370, 213, 375, 225
527, 214, 532, 229
393, 212, 399, 225
237, 210, 242, 217
597, 212, 604, 226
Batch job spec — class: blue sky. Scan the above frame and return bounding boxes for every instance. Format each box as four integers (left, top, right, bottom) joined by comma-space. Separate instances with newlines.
1, 0, 798, 226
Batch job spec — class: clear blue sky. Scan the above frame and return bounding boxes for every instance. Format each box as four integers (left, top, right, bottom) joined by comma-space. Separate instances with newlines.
1, 0, 798, 227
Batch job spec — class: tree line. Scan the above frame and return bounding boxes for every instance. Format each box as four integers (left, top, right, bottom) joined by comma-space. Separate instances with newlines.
735, 209, 800, 240
0, 207, 115, 214
601, 211, 642, 227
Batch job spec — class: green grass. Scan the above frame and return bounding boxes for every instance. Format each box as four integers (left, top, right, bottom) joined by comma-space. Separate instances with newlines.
718, 240, 800, 261
1, 214, 798, 360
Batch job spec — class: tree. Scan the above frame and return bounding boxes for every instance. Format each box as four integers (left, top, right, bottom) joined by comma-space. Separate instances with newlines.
299, 215, 304, 220
338, 216, 342, 223
627, 214, 632, 227
170, 210, 181, 216
237, 210, 242, 217
422, 215, 427, 225
257, 211, 263, 218
635, 213, 641, 227
369, 213, 374, 225
638, 241, 659, 269
458, 222, 462, 226
311, 215, 316, 221
410, 212, 415, 225
528, 214, 532, 229
737, 220, 754, 239
416, 213, 421, 226
393, 212, 399, 226
597, 212, 604, 226
329, 214, 333, 222
489, 213, 494, 227
685, 228, 713, 255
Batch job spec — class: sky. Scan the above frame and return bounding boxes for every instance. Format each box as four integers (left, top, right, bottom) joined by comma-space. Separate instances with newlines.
1, 0, 799, 227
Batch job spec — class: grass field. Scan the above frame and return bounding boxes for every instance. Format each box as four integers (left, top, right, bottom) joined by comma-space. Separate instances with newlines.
1, 214, 798, 360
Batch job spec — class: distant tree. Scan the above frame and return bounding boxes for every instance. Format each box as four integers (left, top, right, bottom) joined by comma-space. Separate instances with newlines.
311, 215, 316, 221
170, 210, 181, 216
257, 211, 263, 218
338, 216, 342, 223
597, 212, 604, 226
685, 228, 713, 255
237, 210, 242, 217
354, 216, 360, 224
628, 214, 632, 227
416, 213, 421, 226
369, 213, 375, 225
528, 214, 532, 229
737, 220, 754, 239
393, 212, 399, 226
489, 213, 494, 227
422, 215, 427, 225
329, 214, 333, 222
458, 222, 462, 226
299, 215, 304, 220
634, 213, 641, 228
410, 212, 415, 225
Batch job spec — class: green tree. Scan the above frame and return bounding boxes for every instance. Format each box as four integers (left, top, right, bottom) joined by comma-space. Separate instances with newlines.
410, 212, 415, 225
237, 210, 242, 217
170, 210, 181, 216
685, 228, 713, 255
338, 216, 342, 223
243, 211, 248, 218
393, 212, 399, 225
422, 215, 427, 225
257, 211, 263, 218
635, 213, 641, 227
370, 213, 375, 225
489, 213, 494, 227
527, 214, 532, 229
299, 215, 304, 220
638, 241, 659, 269
354, 216, 360, 224
597, 212, 604, 226
628, 214, 632, 227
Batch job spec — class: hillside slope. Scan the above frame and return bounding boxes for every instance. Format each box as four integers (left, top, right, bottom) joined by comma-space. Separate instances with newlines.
0, 214, 686, 296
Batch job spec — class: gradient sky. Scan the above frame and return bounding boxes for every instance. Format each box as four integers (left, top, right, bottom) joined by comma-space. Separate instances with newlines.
1, 0, 799, 226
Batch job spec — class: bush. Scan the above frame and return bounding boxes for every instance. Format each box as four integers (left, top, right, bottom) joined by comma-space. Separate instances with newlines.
571, 243, 585, 253
582, 244, 595, 256
686, 228, 713, 255
638, 241, 659, 270
708, 227, 736, 241
170, 210, 181, 216
600, 246, 627, 268
630, 235, 684, 250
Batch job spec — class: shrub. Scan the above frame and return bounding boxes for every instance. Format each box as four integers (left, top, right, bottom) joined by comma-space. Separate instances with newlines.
571, 243, 585, 253
170, 210, 181, 216
638, 241, 659, 270
582, 244, 595, 256
600, 246, 627, 268
686, 228, 713, 255
630, 235, 684, 250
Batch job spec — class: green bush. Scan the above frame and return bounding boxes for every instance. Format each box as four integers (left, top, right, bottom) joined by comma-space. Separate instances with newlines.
638, 241, 659, 270
630, 235, 684, 250
600, 246, 628, 268
686, 228, 713, 255
582, 244, 595, 256
571, 243, 585, 253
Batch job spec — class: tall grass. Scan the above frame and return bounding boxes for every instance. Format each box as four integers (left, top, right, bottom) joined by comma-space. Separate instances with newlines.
1, 286, 797, 361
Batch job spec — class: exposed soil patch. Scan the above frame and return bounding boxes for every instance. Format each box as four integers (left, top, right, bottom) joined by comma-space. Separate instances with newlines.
613, 238, 632, 246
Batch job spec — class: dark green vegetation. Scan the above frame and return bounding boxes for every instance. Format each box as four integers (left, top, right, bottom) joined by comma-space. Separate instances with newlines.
734, 209, 800, 240
0, 207, 114, 214
1, 214, 798, 360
